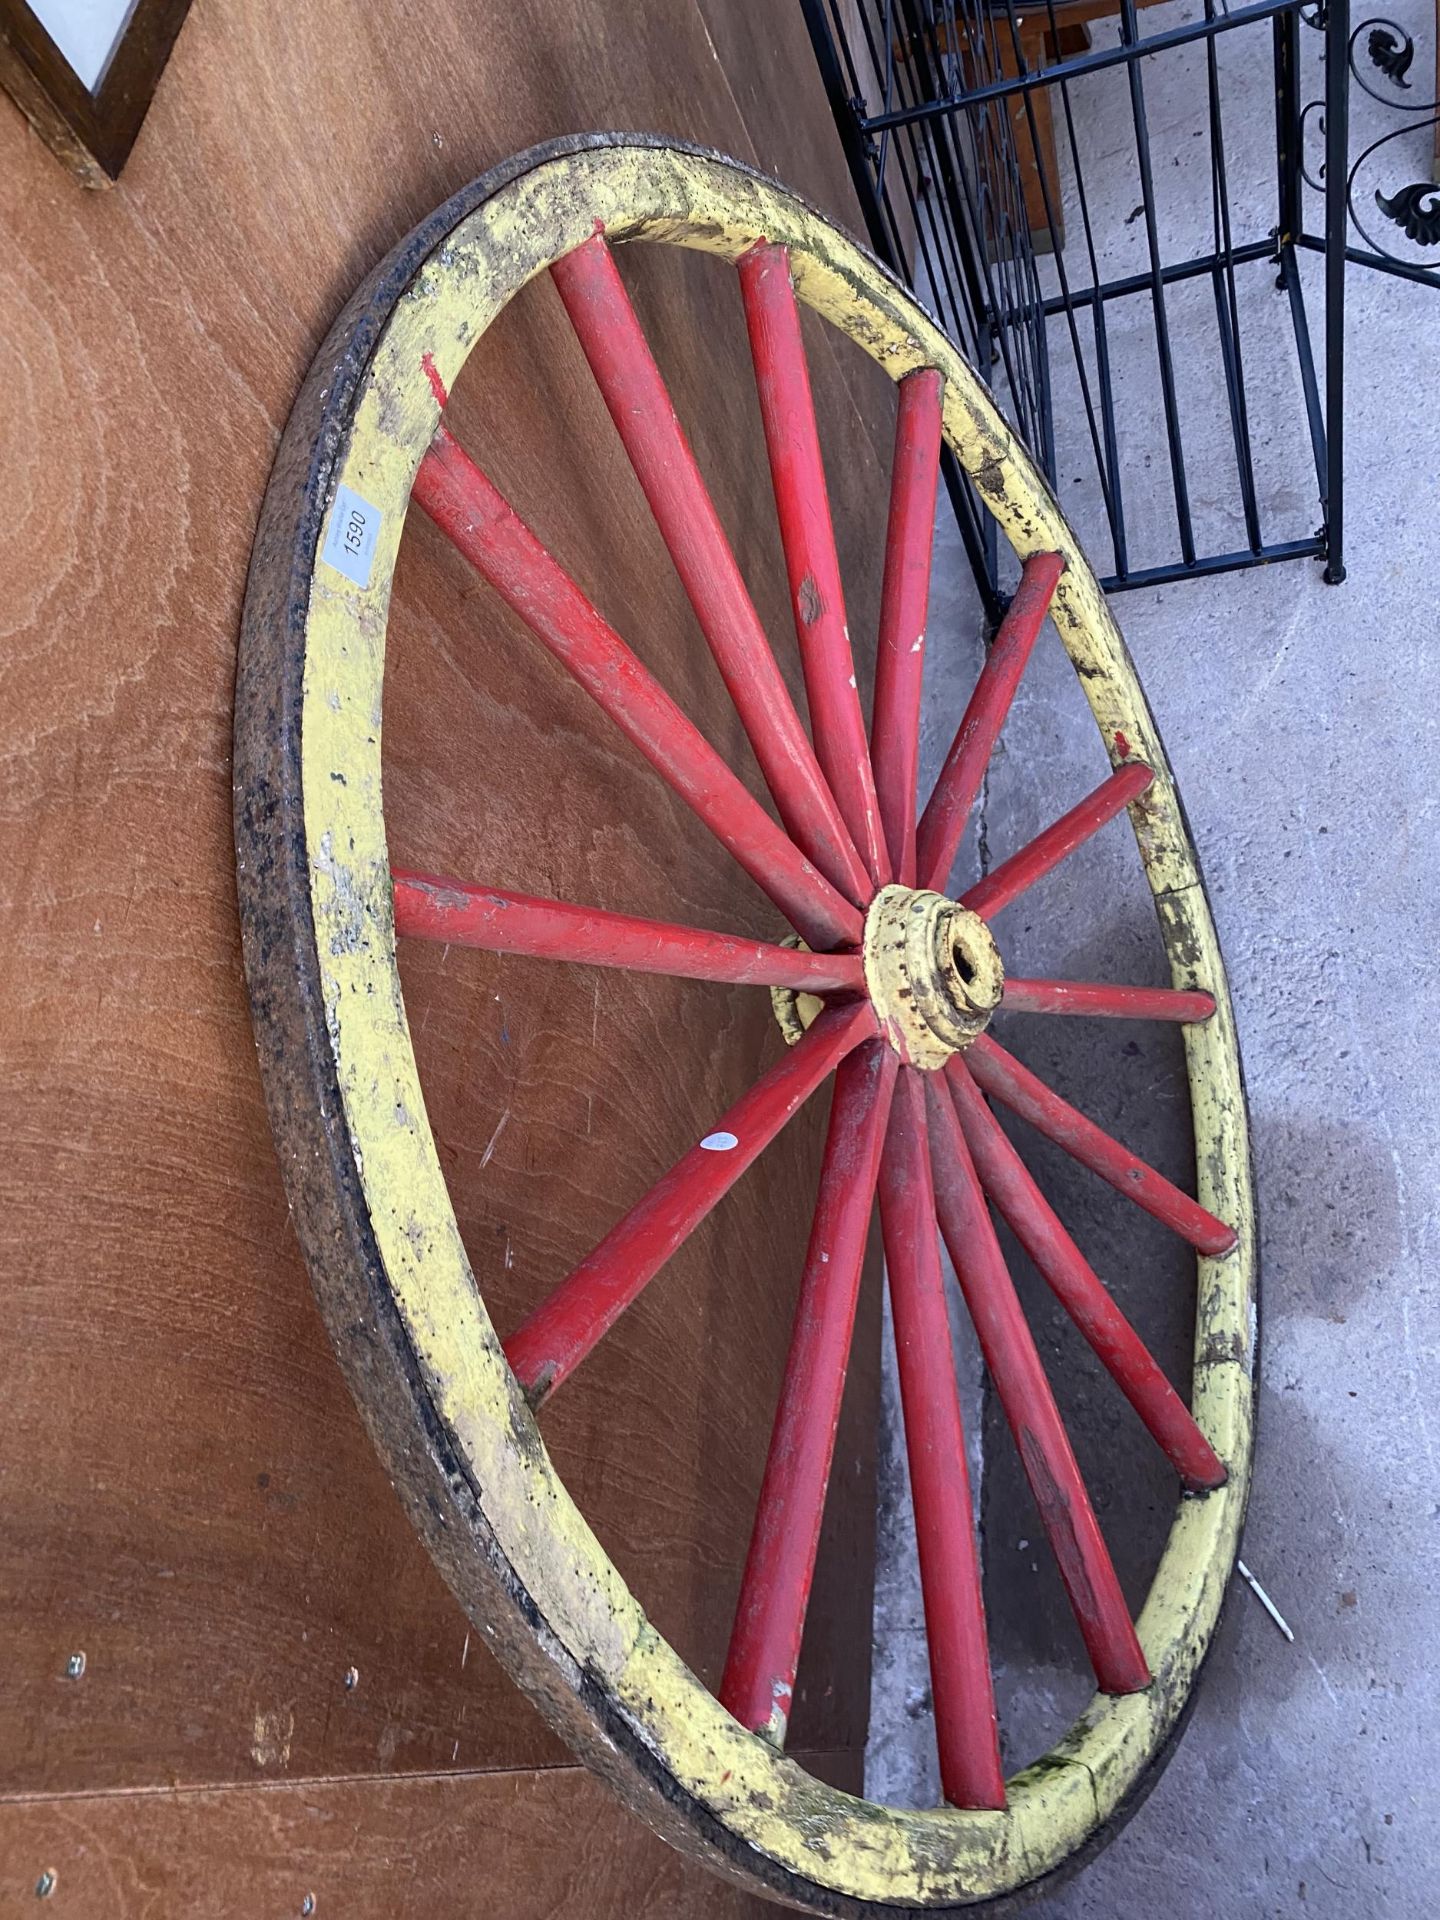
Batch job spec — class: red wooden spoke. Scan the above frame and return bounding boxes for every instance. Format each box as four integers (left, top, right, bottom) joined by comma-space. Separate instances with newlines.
961, 761, 1154, 922
946, 1064, 1226, 1491
878, 1070, 1005, 1810
504, 1001, 876, 1406
917, 551, 1065, 892
721, 1042, 898, 1743
739, 242, 889, 886
870, 368, 944, 885
551, 234, 872, 908
925, 1081, 1151, 1696
392, 870, 866, 995
413, 428, 861, 955
967, 1033, 1237, 1256
1001, 977, 1216, 1023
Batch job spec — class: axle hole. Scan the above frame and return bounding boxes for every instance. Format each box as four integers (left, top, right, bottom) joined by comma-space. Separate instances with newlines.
951, 937, 975, 985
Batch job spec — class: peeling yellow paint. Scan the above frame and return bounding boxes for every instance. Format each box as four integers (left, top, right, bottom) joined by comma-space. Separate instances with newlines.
863, 884, 1003, 1069
297, 143, 1256, 1906
769, 935, 825, 1047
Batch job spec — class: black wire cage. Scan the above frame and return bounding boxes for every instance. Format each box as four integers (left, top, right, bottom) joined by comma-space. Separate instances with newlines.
803, 0, 1440, 618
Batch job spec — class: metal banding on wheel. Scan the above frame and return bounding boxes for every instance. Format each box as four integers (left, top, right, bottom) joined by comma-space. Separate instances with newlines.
234, 133, 1257, 1913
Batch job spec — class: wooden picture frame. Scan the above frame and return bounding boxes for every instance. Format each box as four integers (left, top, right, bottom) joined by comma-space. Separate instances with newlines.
0, 0, 193, 186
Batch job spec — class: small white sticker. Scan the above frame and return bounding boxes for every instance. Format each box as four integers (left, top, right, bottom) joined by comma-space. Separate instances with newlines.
321, 483, 382, 588
700, 1131, 739, 1152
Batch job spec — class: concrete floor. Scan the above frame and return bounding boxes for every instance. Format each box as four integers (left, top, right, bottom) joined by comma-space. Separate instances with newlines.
863, 5, 1440, 1913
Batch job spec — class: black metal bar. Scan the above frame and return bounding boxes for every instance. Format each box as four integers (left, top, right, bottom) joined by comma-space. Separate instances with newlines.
1278, 243, 1329, 513
1210, 268, 1263, 554
891, 0, 1037, 454
890, 0, 991, 334
884, 18, 988, 352
881, 10, 1013, 622
1119, 0, 1195, 566
996, 0, 1119, 548
914, 0, 1042, 599
891, 108, 976, 338
1100, 537, 1326, 595
918, 0, 1052, 482
1090, 307, 1128, 582
1298, 232, 1440, 290
801, 0, 1004, 620
979, 7, 1056, 477
1322, 0, 1348, 583
1029, 238, 1280, 321
971, 5, 1056, 473
1205, 0, 1263, 554
940, 444, 1005, 628
859, 0, 1307, 131
1038, 0, 1128, 577
1274, 11, 1303, 248
801, 0, 895, 262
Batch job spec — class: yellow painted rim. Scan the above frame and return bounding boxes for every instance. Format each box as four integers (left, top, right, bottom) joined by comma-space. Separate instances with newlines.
296, 139, 1255, 1907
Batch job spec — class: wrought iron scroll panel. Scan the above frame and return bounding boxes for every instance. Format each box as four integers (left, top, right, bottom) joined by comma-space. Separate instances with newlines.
1298, 4, 1440, 278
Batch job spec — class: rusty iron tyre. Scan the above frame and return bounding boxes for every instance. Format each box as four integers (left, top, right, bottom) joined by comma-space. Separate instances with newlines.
234, 134, 1257, 1912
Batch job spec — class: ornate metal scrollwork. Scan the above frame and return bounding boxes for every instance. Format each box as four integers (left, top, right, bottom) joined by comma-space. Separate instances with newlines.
1375, 180, 1440, 242
1298, 98, 1330, 195
1350, 17, 1433, 108
1301, 15, 1440, 266
1367, 24, 1414, 89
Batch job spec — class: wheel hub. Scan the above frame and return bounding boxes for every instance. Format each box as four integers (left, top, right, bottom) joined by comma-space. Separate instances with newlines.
862, 883, 1004, 1068
771, 884, 1003, 1067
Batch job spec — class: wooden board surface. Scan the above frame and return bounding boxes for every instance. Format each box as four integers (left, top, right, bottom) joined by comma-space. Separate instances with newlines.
0, 1, 895, 1910
0, 1756, 858, 1918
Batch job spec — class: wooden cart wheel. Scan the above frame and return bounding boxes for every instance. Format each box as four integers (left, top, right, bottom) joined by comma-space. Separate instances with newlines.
234, 134, 1256, 1913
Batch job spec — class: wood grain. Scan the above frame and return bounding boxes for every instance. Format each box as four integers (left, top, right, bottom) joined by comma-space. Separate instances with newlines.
0, 2, 894, 1904
0, 1758, 854, 1917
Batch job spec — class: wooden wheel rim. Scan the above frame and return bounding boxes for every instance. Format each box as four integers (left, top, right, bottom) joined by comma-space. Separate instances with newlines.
234, 133, 1256, 1911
